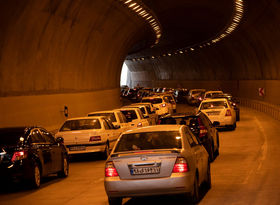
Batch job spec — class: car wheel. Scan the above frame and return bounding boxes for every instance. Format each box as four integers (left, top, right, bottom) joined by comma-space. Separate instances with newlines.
108, 197, 122, 205
208, 143, 214, 162
58, 155, 69, 178
214, 134, 220, 157
191, 174, 200, 203
205, 162, 211, 190
232, 122, 236, 130
237, 112, 240, 121
102, 142, 110, 159
30, 163, 41, 189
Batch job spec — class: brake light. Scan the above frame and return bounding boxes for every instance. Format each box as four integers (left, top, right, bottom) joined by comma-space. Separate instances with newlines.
105, 162, 119, 177
89, 136, 101, 141
161, 103, 166, 107
172, 157, 188, 173
11, 150, 27, 162
157, 119, 161, 124
225, 109, 232, 116
137, 122, 142, 127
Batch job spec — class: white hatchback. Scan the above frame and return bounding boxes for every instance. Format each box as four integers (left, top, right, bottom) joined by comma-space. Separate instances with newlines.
142, 96, 173, 117
198, 98, 237, 130
116, 107, 150, 128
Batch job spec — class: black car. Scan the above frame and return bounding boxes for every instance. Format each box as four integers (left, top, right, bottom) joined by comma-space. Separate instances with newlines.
0, 127, 69, 188
212, 93, 240, 121
158, 112, 220, 162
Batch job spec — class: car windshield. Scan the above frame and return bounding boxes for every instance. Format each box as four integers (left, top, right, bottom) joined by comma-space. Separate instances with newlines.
114, 131, 182, 152
121, 110, 138, 122
201, 101, 228, 109
142, 98, 162, 104
0, 129, 26, 146
192, 91, 203, 94
88, 113, 116, 122
60, 119, 101, 131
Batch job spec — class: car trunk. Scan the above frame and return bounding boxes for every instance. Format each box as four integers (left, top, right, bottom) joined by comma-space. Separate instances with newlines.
112, 150, 179, 180
59, 130, 102, 145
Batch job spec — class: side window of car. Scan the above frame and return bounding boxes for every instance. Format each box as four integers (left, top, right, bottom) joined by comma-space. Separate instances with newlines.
185, 127, 199, 147
105, 119, 114, 129
120, 113, 127, 123
137, 110, 144, 119
30, 129, 45, 143
103, 120, 110, 130
40, 129, 56, 144
117, 113, 123, 123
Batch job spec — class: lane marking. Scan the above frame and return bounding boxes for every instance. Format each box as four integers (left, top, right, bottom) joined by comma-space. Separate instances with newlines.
242, 116, 268, 184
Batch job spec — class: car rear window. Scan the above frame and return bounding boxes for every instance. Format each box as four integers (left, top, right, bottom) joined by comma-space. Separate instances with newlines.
0, 129, 25, 146
114, 131, 182, 152
59, 119, 101, 131
88, 113, 116, 122
120, 110, 138, 122
142, 98, 162, 104
201, 101, 228, 109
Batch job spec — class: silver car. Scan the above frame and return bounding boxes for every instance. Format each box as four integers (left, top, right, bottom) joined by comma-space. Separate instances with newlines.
104, 125, 210, 205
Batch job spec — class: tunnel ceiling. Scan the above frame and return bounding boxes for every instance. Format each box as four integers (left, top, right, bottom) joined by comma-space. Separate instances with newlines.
127, 0, 235, 58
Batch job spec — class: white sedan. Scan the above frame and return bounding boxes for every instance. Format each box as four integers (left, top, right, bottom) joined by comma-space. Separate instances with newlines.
198, 98, 237, 130
55, 116, 123, 158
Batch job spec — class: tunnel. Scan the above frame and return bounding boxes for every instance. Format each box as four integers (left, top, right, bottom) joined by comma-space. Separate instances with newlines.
0, 0, 279, 130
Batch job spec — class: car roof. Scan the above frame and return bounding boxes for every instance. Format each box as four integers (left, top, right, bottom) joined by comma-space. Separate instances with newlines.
205, 90, 223, 94
88, 110, 115, 115
122, 125, 184, 134
116, 107, 140, 111
201, 98, 228, 103
65, 116, 105, 121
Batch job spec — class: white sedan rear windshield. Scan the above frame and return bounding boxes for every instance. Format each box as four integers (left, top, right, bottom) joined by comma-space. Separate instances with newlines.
114, 131, 182, 152
201, 101, 228, 109
88, 113, 116, 122
142, 98, 162, 104
60, 119, 101, 131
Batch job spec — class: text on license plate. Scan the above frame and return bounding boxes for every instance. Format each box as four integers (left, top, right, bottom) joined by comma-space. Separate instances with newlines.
130, 167, 160, 175
69, 146, 86, 151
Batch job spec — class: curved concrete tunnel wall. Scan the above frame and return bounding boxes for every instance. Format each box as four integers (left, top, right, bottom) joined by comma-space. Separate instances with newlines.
127, 0, 280, 105
0, 0, 154, 129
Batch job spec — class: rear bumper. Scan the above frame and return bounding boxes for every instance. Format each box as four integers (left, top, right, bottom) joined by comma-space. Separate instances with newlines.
66, 144, 105, 154
105, 173, 194, 198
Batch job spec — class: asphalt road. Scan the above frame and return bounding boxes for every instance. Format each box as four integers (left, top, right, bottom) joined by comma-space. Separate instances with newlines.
1, 104, 280, 205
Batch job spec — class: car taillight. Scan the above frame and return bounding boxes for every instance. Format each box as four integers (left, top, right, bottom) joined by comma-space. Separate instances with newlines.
89, 136, 101, 141
225, 109, 232, 116
199, 126, 208, 138
11, 150, 28, 162
161, 103, 166, 107
172, 157, 188, 173
157, 119, 161, 124
105, 161, 119, 177
137, 122, 142, 127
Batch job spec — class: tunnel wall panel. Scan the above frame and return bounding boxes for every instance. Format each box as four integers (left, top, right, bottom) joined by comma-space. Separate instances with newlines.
0, 88, 121, 130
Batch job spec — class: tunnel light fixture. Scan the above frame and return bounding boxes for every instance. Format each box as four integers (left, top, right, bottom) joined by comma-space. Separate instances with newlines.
118, 0, 162, 47
127, 0, 243, 62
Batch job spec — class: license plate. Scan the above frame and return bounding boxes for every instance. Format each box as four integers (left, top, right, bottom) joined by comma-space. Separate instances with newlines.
130, 167, 160, 175
69, 146, 86, 151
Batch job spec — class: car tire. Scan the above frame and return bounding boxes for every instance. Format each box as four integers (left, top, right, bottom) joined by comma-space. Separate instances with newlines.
30, 163, 41, 189
232, 122, 236, 130
58, 155, 69, 178
208, 143, 214, 162
108, 197, 122, 205
236, 112, 240, 121
102, 142, 110, 159
205, 162, 211, 190
190, 174, 200, 203
214, 134, 220, 157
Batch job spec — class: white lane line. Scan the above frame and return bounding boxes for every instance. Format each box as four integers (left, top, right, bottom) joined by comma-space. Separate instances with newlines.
242, 116, 268, 184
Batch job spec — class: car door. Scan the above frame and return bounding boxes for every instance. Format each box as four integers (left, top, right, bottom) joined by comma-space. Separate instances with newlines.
103, 119, 118, 149
200, 113, 218, 149
30, 129, 51, 176
40, 128, 62, 173
184, 127, 207, 184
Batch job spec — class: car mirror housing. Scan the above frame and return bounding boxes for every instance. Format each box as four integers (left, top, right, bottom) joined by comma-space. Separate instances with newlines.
56, 137, 64, 144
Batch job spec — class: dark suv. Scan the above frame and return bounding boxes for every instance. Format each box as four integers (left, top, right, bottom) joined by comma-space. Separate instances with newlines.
0, 127, 69, 188
158, 112, 220, 162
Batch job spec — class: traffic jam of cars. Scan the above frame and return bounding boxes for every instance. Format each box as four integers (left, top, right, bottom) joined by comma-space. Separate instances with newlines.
0, 86, 239, 204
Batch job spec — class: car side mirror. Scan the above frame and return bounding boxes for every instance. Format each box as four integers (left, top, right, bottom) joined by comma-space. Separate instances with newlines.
56, 137, 64, 144
114, 125, 120, 129
213, 121, 220, 127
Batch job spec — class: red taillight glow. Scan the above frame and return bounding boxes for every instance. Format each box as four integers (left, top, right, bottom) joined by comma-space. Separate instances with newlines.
105, 162, 119, 177
172, 157, 188, 173
11, 151, 27, 162
225, 109, 232, 116
89, 136, 101, 141
137, 122, 142, 127
157, 119, 161, 124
